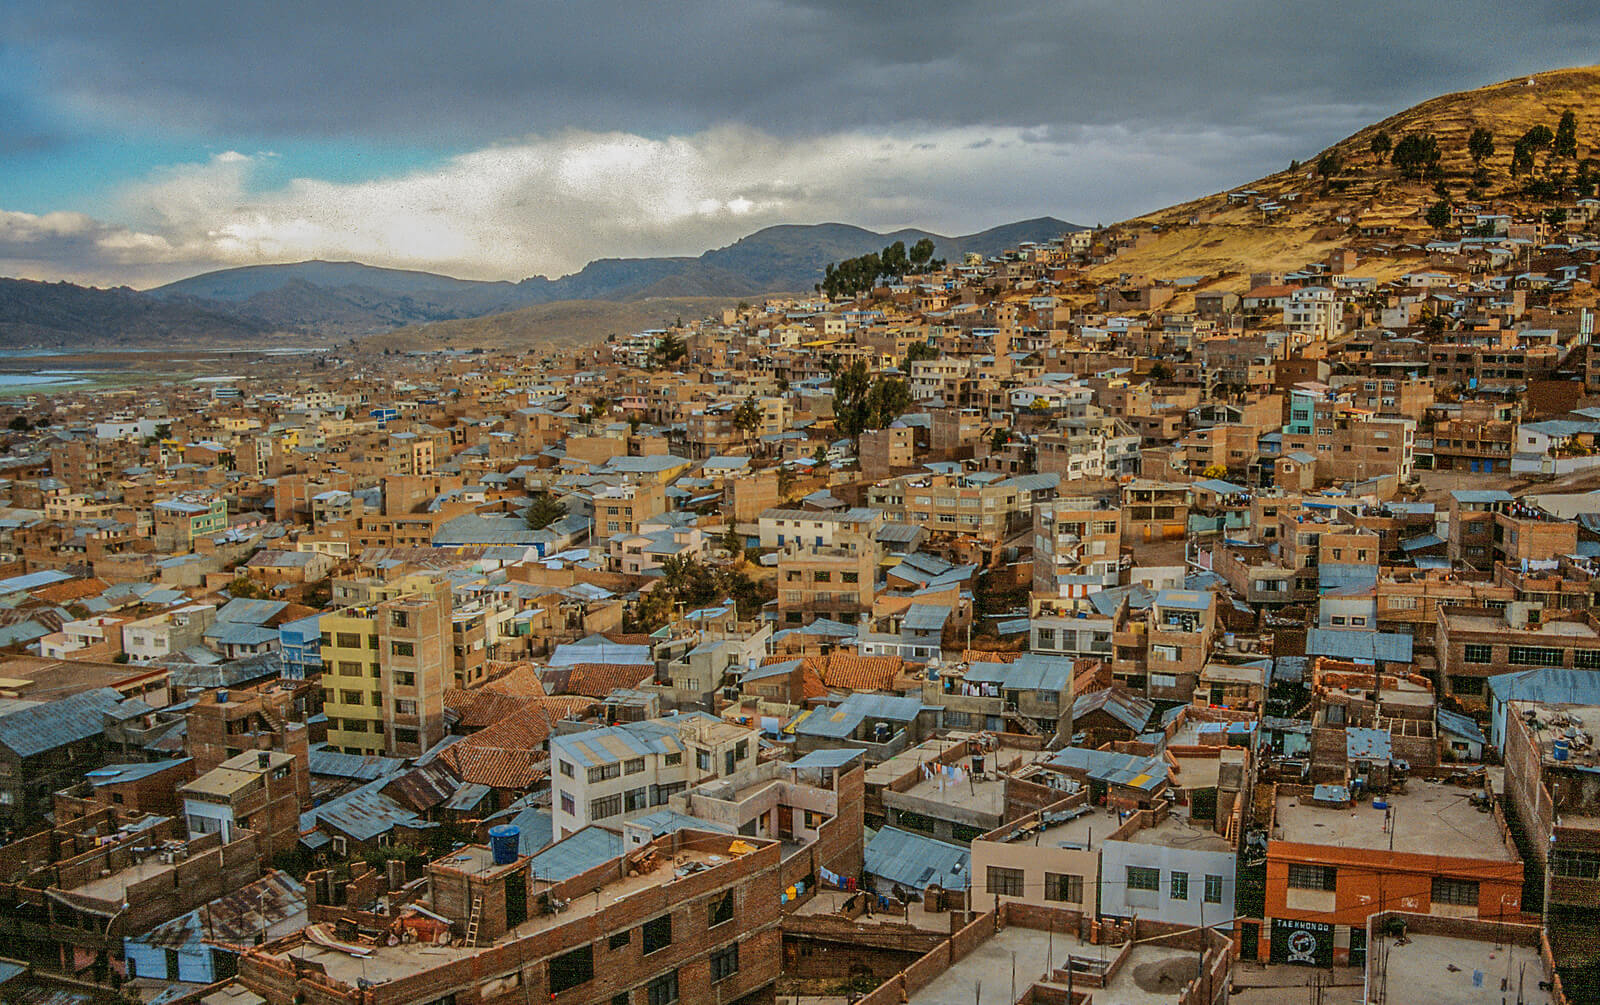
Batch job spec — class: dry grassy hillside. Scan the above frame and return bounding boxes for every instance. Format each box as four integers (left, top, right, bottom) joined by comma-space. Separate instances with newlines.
1091, 65, 1600, 285
367, 295, 740, 352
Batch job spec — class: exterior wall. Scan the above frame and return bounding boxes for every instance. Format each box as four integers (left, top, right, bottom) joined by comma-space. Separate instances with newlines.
1100, 838, 1236, 930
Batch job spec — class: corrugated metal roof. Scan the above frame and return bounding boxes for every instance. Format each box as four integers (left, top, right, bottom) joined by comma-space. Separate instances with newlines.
1047, 747, 1168, 791
864, 826, 968, 891
0, 688, 125, 759
526, 825, 624, 883
1305, 628, 1412, 664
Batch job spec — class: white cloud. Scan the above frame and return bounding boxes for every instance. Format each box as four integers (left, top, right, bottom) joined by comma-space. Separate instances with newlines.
1, 121, 1301, 287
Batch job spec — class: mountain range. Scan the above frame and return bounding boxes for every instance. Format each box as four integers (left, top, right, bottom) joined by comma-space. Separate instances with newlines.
0, 217, 1078, 347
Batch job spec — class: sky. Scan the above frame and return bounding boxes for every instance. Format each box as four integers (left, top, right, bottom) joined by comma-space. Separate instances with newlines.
2, 2, 1598, 289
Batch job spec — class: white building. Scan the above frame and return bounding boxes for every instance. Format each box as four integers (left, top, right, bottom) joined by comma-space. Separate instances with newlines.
550, 713, 759, 839
1099, 809, 1237, 930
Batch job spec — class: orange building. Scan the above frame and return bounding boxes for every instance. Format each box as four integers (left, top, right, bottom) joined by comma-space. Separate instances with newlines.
1259, 780, 1524, 966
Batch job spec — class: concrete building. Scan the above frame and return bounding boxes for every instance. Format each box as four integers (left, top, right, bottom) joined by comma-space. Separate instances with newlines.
550, 713, 759, 838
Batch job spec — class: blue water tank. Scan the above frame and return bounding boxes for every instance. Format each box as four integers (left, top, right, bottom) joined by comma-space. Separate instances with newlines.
1554, 739, 1570, 762
488, 825, 521, 865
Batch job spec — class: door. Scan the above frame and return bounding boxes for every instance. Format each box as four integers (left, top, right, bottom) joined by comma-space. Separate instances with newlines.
505, 874, 528, 929
1348, 925, 1366, 969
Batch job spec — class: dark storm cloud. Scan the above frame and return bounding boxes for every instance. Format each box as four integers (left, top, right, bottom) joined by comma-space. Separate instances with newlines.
8, 1, 1600, 148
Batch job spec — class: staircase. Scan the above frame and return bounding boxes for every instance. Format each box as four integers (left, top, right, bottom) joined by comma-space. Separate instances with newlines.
465, 895, 483, 947
1005, 704, 1045, 737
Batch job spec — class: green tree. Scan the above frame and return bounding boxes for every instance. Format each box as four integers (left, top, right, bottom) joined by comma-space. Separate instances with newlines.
1511, 140, 1535, 177
523, 492, 566, 530
908, 237, 937, 271
1370, 130, 1392, 163
1556, 110, 1579, 159
1467, 127, 1495, 165
1425, 200, 1453, 231
732, 395, 762, 439
721, 525, 744, 557
6, 416, 29, 432
651, 331, 687, 368
1316, 150, 1342, 178
1546, 207, 1569, 229
1149, 362, 1172, 381
904, 341, 939, 365
1392, 133, 1441, 180
990, 427, 1009, 454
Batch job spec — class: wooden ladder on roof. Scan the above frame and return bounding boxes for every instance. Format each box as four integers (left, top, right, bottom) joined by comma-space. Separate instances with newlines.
465, 895, 483, 947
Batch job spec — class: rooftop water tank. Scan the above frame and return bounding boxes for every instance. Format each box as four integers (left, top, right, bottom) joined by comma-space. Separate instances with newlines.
488, 825, 520, 865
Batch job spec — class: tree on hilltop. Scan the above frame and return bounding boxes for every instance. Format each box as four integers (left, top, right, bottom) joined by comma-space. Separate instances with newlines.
1556, 110, 1579, 159
1468, 127, 1495, 166
1392, 133, 1441, 180
1370, 130, 1392, 163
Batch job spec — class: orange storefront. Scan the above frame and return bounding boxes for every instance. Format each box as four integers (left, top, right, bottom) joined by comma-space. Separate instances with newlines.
1260, 840, 1526, 966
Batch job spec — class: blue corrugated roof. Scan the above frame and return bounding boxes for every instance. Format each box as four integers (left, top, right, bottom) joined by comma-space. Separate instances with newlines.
864, 826, 968, 891
526, 825, 625, 883
1305, 628, 1412, 664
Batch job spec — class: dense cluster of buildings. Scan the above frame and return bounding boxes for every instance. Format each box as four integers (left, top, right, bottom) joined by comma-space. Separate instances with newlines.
2, 216, 1599, 1004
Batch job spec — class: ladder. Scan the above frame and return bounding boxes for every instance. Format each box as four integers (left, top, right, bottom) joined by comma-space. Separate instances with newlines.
464, 895, 483, 947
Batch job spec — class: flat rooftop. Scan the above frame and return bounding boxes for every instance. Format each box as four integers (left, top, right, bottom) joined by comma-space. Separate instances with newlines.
1275, 781, 1515, 860
994, 805, 1111, 851
793, 889, 952, 932
904, 926, 1086, 1005
1126, 811, 1233, 855
269, 843, 744, 987
894, 772, 1008, 817
1446, 612, 1598, 638
1369, 933, 1553, 1005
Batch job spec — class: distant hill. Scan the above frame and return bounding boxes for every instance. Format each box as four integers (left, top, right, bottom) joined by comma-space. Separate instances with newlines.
145, 217, 1081, 334
1090, 65, 1600, 284
0, 278, 274, 348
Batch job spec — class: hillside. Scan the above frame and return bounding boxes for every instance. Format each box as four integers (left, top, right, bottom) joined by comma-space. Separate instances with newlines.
365, 297, 739, 353
0, 278, 277, 348
1091, 65, 1600, 284
145, 217, 1080, 336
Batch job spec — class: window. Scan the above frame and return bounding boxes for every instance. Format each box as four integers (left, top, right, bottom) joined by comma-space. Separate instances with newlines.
340, 689, 363, 704
336, 632, 362, 649
1576, 650, 1600, 670
623, 757, 645, 775
591, 794, 622, 819
1170, 871, 1189, 900
664, 752, 682, 767
709, 943, 739, 983
624, 787, 649, 812
697, 750, 712, 771
1508, 645, 1564, 667
1045, 873, 1083, 904
1450, 675, 1486, 696
708, 890, 734, 927
394, 727, 417, 745
646, 971, 678, 1005
1552, 848, 1600, 880
735, 741, 749, 760
394, 698, 416, 715
1127, 866, 1160, 892
813, 571, 830, 583
548, 946, 594, 994
842, 572, 859, 584
1288, 864, 1337, 891
560, 760, 575, 779
609, 930, 630, 950
642, 914, 673, 954
394, 671, 415, 686
986, 866, 1024, 897
1463, 644, 1493, 664
341, 719, 368, 732
390, 641, 414, 657
1432, 876, 1479, 907
560, 792, 575, 815
589, 763, 621, 783
1204, 874, 1224, 904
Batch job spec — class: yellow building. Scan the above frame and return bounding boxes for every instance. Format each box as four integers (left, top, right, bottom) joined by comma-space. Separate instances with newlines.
319, 584, 451, 757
